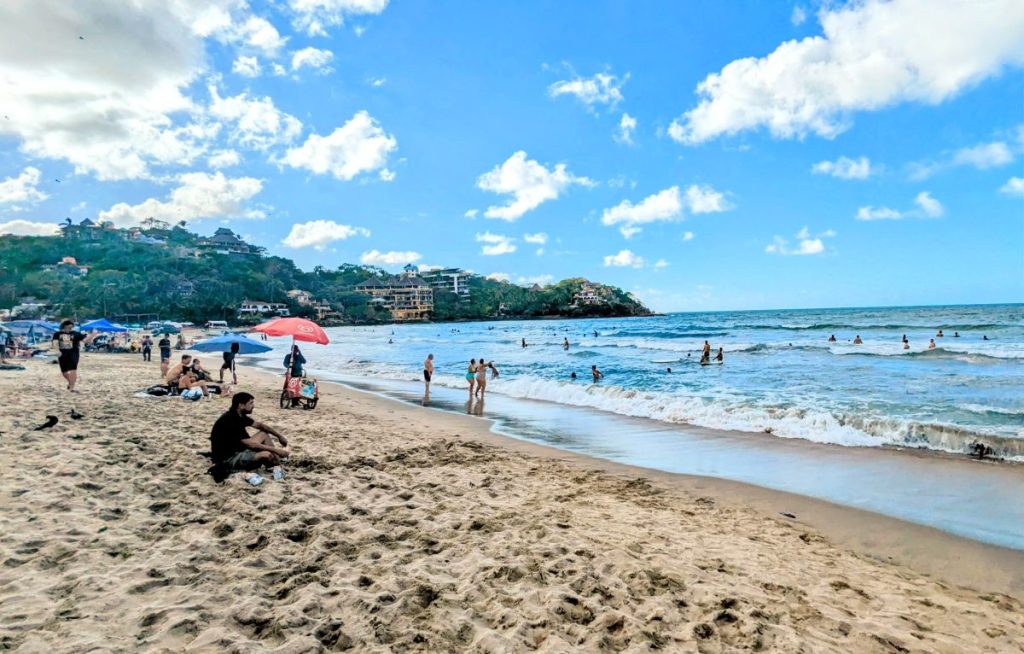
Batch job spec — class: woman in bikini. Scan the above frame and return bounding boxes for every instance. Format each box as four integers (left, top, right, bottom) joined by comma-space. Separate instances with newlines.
475, 355, 488, 398
466, 359, 477, 397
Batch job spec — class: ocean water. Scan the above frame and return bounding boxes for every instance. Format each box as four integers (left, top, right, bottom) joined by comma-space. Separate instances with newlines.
261, 304, 1024, 461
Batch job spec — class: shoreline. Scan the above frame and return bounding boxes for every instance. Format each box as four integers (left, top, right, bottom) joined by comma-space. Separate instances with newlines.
1, 353, 1021, 652
256, 363, 1024, 596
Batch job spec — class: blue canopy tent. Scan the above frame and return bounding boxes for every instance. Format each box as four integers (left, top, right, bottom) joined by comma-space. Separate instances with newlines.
1, 320, 58, 344
190, 333, 272, 355
80, 318, 129, 333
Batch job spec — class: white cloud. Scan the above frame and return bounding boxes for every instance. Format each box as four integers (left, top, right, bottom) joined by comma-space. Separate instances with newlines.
288, 0, 389, 35
615, 113, 637, 144
282, 110, 397, 181
548, 71, 627, 110
1000, 176, 1024, 196
857, 191, 944, 220
98, 171, 264, 228
369, 77, 387, 87
464, 209, 479, 219
654, 259, 669, 269
0, 1, 238, 180
477, 151, 592, 221
603, 249, 645, 268
0, 219, 61, 236
476, 231, 517, 256
283, 220, 369, 249
682, 231, 695, 241
208, 149, 241, 168
360, 249, 420, 267
0, 167, 48, 204
601, 184, 727, 237
523, 232, 548, 245
685, 184, 728, 214
208, 85, 303, 151
232, 55, 261, 78
291, 47, 334, 73
951, 141, 1014, 169
765, 227, 833, 255
791, 5, 808, 26
812, 156, 873, 179
670, 0, 1024, 144
272, 63, 287, 76
856, 206, 904, 221
914, 191, 944, 217
234, 16, 286, 55
602, 186, 683, 237
486, 272, 510, 282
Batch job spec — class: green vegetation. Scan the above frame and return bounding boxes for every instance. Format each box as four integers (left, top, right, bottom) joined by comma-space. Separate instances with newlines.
0, 224, 651, 324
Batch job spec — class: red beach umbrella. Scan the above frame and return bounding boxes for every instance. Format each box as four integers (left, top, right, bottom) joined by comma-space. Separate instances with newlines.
252, 317, 330, 345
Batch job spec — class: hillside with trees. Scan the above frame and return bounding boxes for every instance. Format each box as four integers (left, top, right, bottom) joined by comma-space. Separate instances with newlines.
0, 223, 652, 324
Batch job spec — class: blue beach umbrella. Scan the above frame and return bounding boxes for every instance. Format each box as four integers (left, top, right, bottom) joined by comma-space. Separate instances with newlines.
80, 318, 129, 333
190, 332, 272, 355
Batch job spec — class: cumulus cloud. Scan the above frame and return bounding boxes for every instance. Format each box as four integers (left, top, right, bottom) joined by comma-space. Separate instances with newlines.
601, 184, 727, 237
548, 71, 627, 110
523, 232, 548, 245
232, 16, 286, 55
951, 141, 1014, 169
232, 55, 261, 77
208, 149, 241, 168
360, 249, 420, 267
812, 156, 873, 179
463, 209, 479, 219
477, 151, 592, 221
615, 113, 637, 144
476, 231, 517, 256
856, 191, 944, 220
765, 226, 833, 256
288, 0, 390, 36
0, 219, 61, 236
368, 76, 387, 87
0, 0, 237, 180
291, 47, 334, 73
654, 259, 669, 269
282, 110, 397, 181
791, 5, 808, 26
98, 171, 264, 228
282, 220, 370, 249
603, 249, 645, 268
1000, 176, 1024, 196
0, 167, 48, 204
208, 85, 303, 151
682, 231, 695, 241
670, 0, 1024, 144
486, 272, 510, 282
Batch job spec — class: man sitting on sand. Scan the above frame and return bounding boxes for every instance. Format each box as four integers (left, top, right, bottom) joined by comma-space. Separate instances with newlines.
210, 392, 290, 475
165, 354, 193, 385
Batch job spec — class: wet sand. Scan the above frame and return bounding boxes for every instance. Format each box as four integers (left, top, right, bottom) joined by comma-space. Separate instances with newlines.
0, 354, 1021, 653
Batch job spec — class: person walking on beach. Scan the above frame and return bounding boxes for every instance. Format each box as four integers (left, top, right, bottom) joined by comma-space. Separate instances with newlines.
141, 335, 152, 362
210, 392, 290, 478
158, 333, 172, 376
219, 342, 239, 384
51, 320, 98, 392
591, 364, 603, 382
466, 359, 477, 397
475, 355, 488, 398
423, 353, 434, 391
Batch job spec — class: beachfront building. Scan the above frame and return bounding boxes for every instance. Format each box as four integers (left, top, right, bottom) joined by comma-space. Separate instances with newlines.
238, 300, 290, 317
287, 289, 314, 306
355, 274, 434, 321
198, 228, 265, 256
419, 267, 471, 299
60, 218, 101, 240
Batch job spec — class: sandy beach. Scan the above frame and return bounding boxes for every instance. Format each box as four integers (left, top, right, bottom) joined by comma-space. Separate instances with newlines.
1, 354, 1022, 653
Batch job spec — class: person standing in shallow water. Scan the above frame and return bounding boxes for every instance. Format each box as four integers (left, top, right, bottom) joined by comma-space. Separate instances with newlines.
466, 359, 477, 397
423, 353, 434, 392
700, 340, 711, 364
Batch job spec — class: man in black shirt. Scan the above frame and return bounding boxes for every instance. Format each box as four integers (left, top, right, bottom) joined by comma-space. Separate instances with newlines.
210, 392, 290, 474
51, 319, 97, 392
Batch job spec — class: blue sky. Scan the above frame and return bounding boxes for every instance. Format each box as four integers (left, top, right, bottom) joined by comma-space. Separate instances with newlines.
0, 0, 1022, 312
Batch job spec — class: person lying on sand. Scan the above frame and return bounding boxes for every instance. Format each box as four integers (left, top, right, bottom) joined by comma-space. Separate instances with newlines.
210, 392, 290, 475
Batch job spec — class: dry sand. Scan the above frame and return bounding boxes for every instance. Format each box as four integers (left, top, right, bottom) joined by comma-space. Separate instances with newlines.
0, 353, 1022, 653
